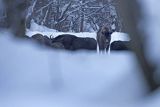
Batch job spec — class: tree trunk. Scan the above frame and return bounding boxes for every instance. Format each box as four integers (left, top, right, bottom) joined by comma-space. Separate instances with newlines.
79, 0, 85, 32
116, 0, 159, 92
4, 0, 28, 37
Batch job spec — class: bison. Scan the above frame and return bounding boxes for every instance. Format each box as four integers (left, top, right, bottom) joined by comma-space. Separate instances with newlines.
51, 42, 65, 49
110, 40, 131, 51
52, 34, 97, 51
52, 34, 77, 50
71, 37, 97, 51
31, 33, 97, 51
96, 26, 112, 53
31, 33, 53, 48
43, 35, 52, 46
31, 33, 45, 44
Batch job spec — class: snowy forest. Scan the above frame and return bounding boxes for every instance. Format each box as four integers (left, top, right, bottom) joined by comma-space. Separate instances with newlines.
0, 0, 122, 32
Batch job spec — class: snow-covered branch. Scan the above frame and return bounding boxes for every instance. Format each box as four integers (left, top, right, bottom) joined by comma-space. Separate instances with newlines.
58, 1, 72, 22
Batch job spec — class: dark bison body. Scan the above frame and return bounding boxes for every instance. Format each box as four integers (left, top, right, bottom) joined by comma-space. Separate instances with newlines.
43, 35, 52, 46
110, 41, 131, 51
52, 34, 97, 51
22, 35, 31, 40
71, 37, 97, 51
51, 42, 64, 49
31, 33, 96, 51
31, 33, 44, 44
52, 34, 77, 50
97, 26, 111, 53
31, 33, 52, 47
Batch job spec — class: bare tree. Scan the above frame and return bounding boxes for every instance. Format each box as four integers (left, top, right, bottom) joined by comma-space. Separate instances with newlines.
26, 0, 121, 32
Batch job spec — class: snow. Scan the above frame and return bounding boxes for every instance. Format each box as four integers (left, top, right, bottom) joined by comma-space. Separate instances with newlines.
27, 29, 97, 39
0, 32, 148, 107
110, 32, 130, 43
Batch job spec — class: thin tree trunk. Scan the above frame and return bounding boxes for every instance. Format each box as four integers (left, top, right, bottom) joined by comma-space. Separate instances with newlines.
79, 0, 85, 32
4, 0, 27, 37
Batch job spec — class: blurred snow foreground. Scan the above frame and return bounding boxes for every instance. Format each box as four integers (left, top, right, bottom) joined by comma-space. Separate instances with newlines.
0, 32, 158, 107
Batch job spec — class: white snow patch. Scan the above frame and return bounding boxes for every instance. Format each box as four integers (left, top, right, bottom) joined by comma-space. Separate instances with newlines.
26, 29, 97, 39
110, 32, 130, 43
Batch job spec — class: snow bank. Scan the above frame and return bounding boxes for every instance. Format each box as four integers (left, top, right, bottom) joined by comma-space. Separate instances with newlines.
27, 30, 129, 44
0, 33, 147, 107
27, 20, 130, 42
110, 32, 130, 43
26, 29, 97, 39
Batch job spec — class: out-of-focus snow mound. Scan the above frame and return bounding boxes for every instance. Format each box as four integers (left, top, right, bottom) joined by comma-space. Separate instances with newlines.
0, 32, 148, 107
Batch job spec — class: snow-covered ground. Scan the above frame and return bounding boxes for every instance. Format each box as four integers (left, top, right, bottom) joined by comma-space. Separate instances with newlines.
0, 32, 147, 107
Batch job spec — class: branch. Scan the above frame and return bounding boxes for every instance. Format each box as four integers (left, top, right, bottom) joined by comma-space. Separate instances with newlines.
35, 1, 53, 13
85, 5, 106, 18
58, 1, 72, 22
